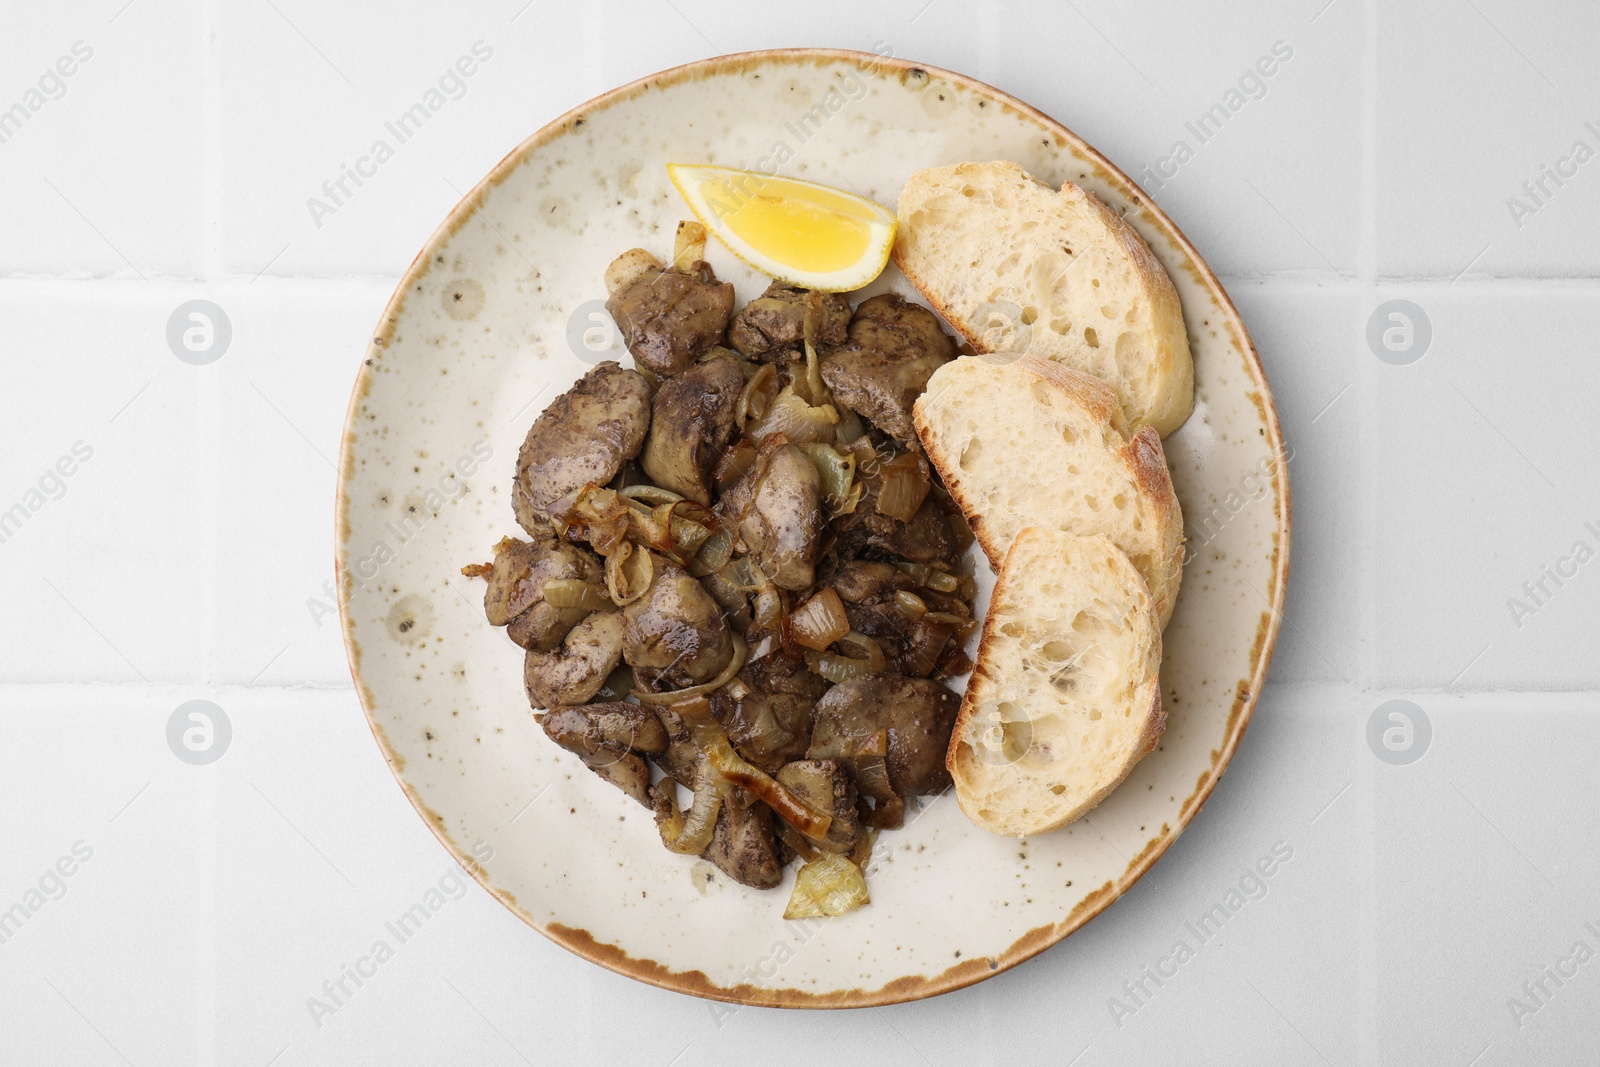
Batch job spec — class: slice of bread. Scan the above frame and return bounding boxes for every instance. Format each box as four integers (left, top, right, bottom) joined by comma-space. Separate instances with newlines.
947, 527, 1164, 837
894, 161, 1194, 437
913, 353, 1184, 626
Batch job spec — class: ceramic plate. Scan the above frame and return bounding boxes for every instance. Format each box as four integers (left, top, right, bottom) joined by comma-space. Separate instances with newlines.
336, 48, 1289, 1008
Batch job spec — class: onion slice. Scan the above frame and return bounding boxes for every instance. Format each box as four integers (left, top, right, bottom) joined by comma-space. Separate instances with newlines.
806, 631, 886, 683
632, 634, 748, 705
688, 527, 732, 577
554, 483, 631, 555
672, 219, 707, 271
713, 440, 758, 489
854, 731, 904, 829
698, 727, 833, 842
735, 364, 779, 429
786, 587, 851, 652
746, 385, 839, 445
783, 854, 869, 919
604, 542, 653, 607
619, 484, 685, 507
893, 590, 928, 621
652, 775, 723, 856
874, 452, 932, 522
801, 442, 857, 515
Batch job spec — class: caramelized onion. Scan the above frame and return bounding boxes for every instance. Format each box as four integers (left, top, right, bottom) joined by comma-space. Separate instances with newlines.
836, 631, 886, 670
695, 723, 832, 841
924, 611, 979, 639
632, 634, 748, 705
672, 219, 707, 271
874, 452, 932, 522
751, 566, 786, 629
904, 617, 954, 676
717, 556, 764, 593
894, 561, 962, 594
624, 498, 714, 565
735, 363, 779, 428
800, 339, 830, 408
619, 484, 685, 507
666, 695, 714, 720
786, 587, 851, 652
653, 776, 723, 856
784, 854, 869, 919
854, 733, 904, 829
832, 406, 867, 449
555, 483, 631, 555
893, 590, 928, 621
713, 439, 758, 489
804, 631, 886, 684
747, 385, 839, 445
801, 442, 856, 515
688, 527, 733, 576
604, 542, 653, 607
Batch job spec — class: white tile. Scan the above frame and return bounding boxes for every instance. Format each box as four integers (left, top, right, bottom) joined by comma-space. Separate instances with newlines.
748, 0, 1367, 280
212, 687, 446, 1060
1374, 693, 1600, 1064
0, 687, 202, 1067
1377, 0, 1600, 278
208, 687, 618, 1064
1370, 284, 1600, 689
1039, 0, 1364, 279
0, 283, 206, 684
887, 683, 1365, 1066
205, 278, 392, 686
0, 0, 205, 278
218, 1, 598, 278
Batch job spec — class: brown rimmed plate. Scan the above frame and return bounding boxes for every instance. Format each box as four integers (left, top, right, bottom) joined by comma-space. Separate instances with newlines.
335, 47, 1289, 1008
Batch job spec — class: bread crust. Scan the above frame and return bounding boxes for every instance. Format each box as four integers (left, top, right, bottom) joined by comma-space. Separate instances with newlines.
945, 528, 1166, 837
893, 161, 1194, 436
912, 353, 1185, 626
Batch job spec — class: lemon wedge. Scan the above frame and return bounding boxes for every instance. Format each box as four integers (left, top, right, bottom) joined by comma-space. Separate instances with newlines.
667, 164, 896, 292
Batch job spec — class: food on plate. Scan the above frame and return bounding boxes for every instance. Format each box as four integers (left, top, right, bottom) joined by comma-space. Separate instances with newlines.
667, 164, 897, 292
894, 161, 1194, 436
467, 150, 1197, 901
604, 249, 735, 378
719, 441, 827, 591
522, 610, 626, 709
639, 350, 745, 504
946, 527, 1164, 837
467, 532, 603, 652
913, 353, 1184, 627
807, 675, 961, 797
729, 281, 852, 361
818, 293, 956, 446
466, 230, 977, 910
619, 553, 735, 688
511, 361, 652, 532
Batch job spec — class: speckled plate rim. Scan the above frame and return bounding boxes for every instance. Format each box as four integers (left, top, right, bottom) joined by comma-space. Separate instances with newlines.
335, 47, 1291, 1009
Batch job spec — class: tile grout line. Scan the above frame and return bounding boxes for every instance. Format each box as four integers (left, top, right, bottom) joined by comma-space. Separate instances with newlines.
199, 0, 224, 1062
1357, 0, 1379, 1062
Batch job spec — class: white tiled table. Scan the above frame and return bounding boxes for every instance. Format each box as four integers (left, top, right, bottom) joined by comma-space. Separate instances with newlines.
3, 1, 1596, 1063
